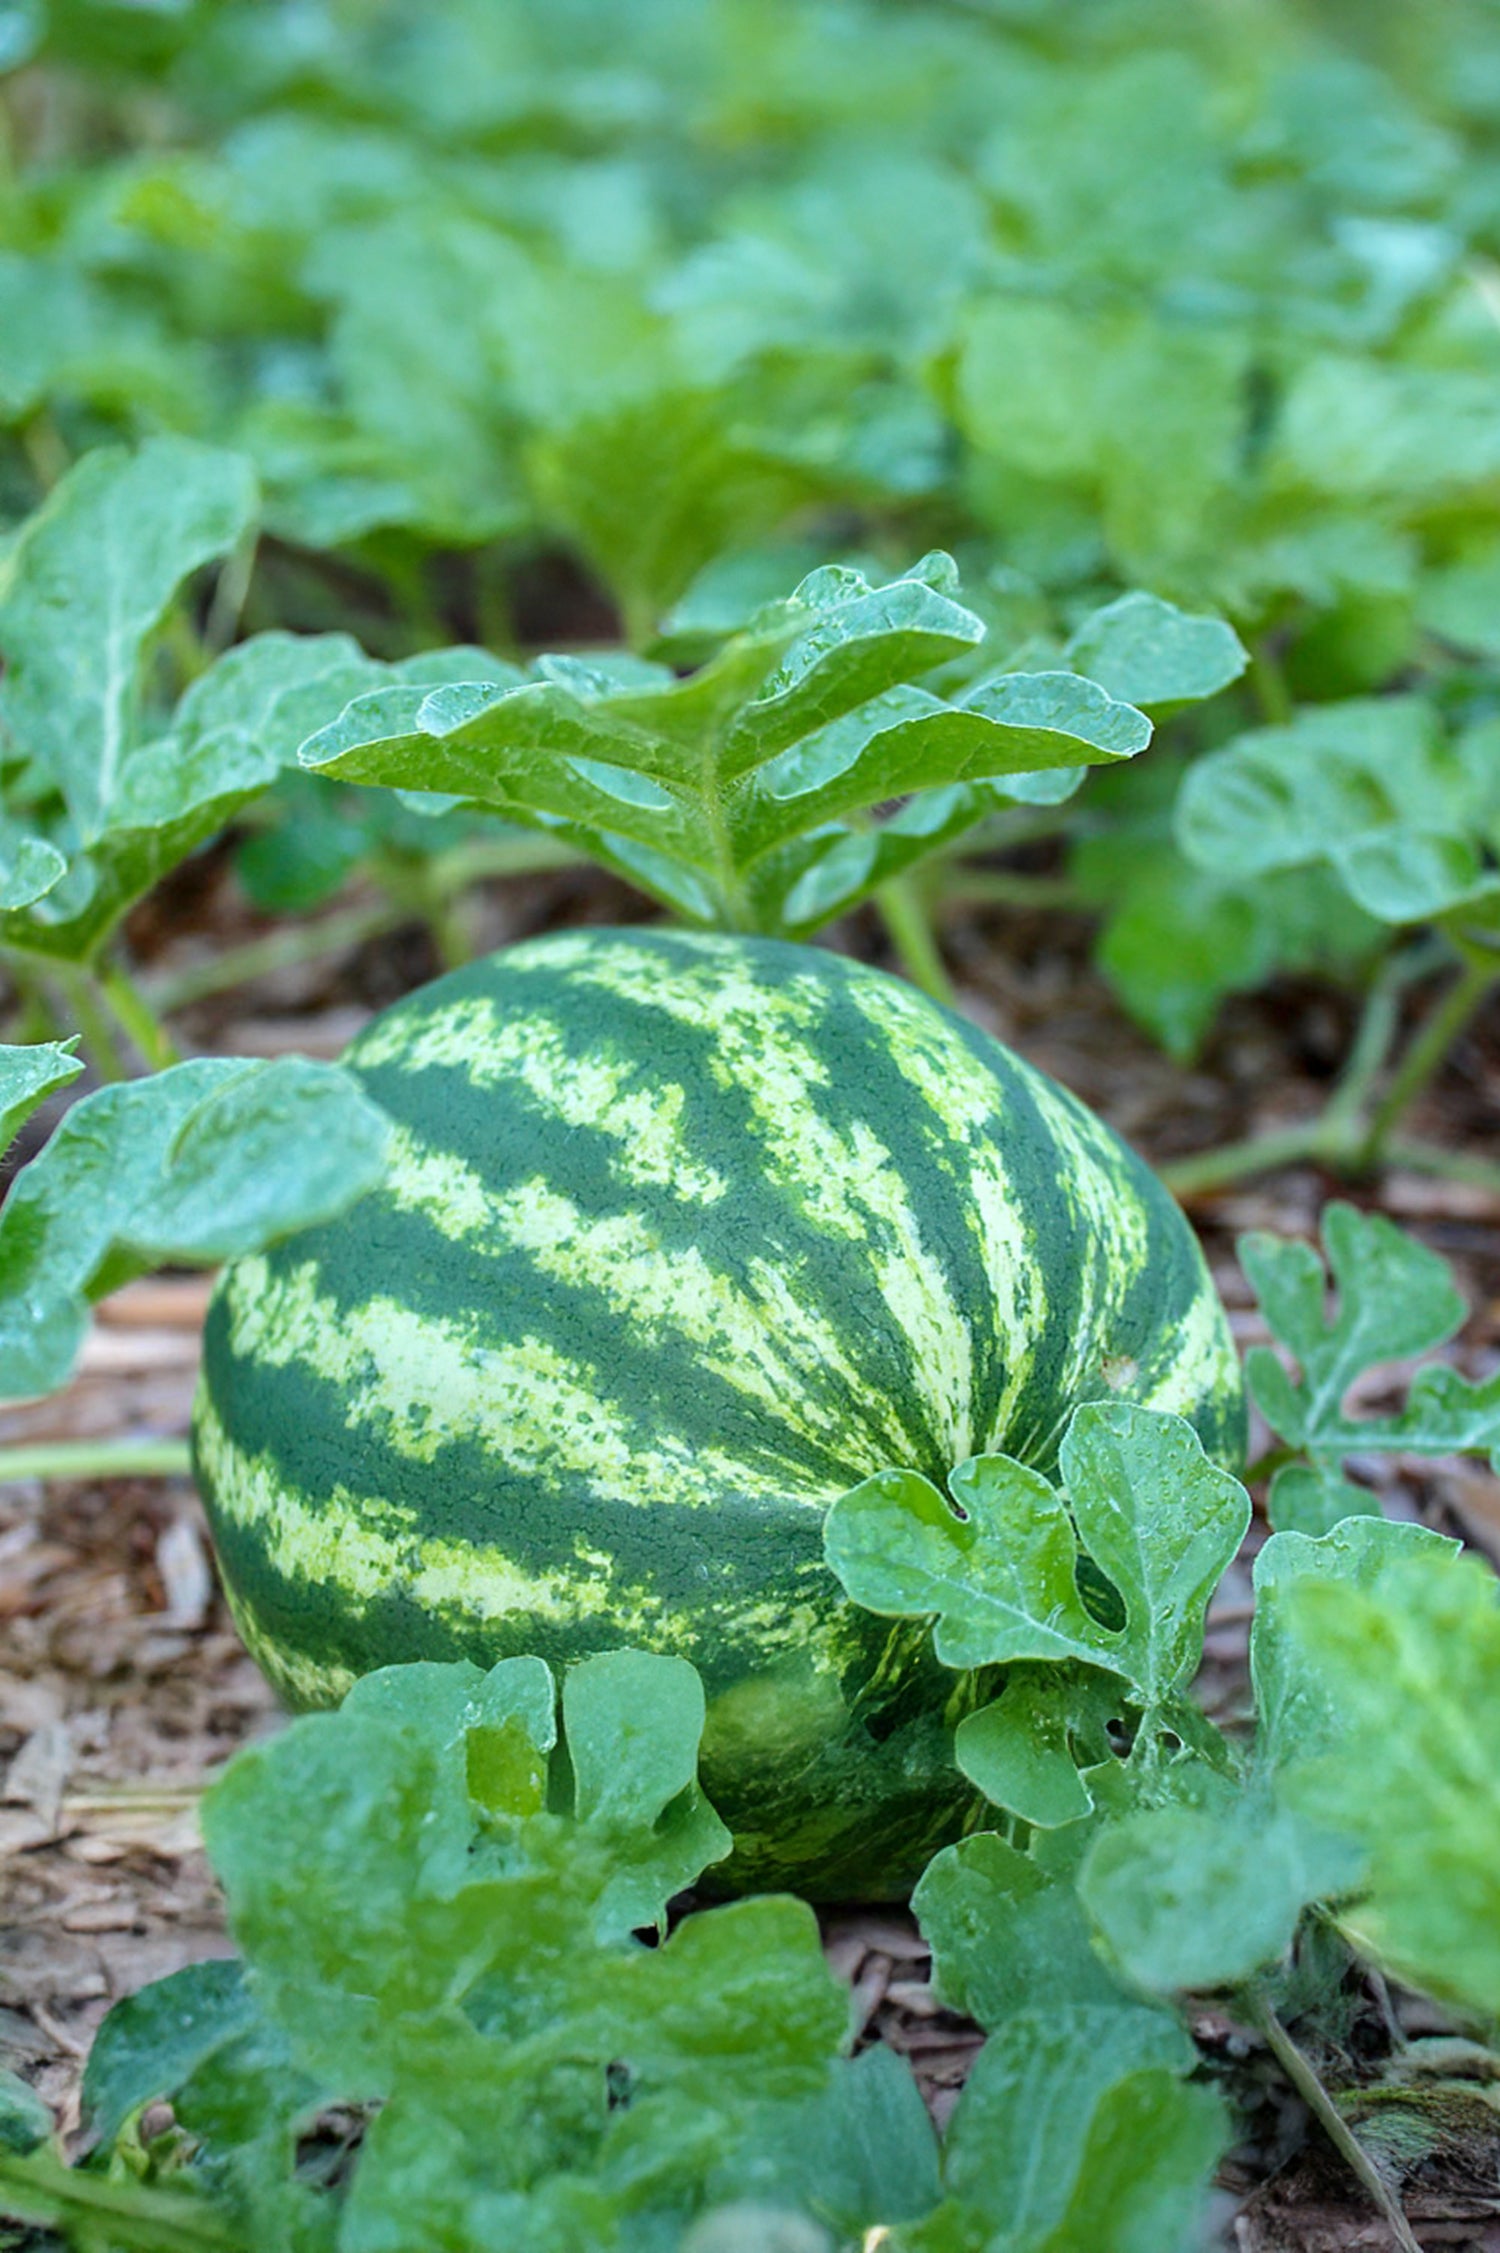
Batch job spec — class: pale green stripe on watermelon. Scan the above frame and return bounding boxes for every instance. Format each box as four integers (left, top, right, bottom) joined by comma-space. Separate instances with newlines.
197, 1381, 837, 1670
362, 949, 988, 1460
1124, 1283, 1242, 1433
217, 1251, 802, 1510
524, 933, 1016, 1456
220, 1576, 357, 1709
379, 1123, 915, 1459
353, 994, 730, 1204
191, 1378, 828, 1694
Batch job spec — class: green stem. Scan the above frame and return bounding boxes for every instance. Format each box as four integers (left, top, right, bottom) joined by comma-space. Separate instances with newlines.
1251, 1999, 1421, 2253
1248, 639, 1294, 727
939, 870, 1080, 910
388, 849, 500, 970
143, 899, 411, 1015
425, 887, 474, 971
375, 861, 477, 971
1384, 1137, 1500, 1198
434, 833, 584, 888
1160, 1120, 1334, 1199
204, 526, 259, 656
0, 1439, 193, 1486
1321, 950, 1421, 1135
620, 585, 659, 655
141, 838, 582, 1017
1160, 941, 1498, 1199
55, 967, 129, 1083
1357, 953, 1499, 1167
1242, 1444, 1300, 1484
99, 960, 179, 1069
0, 2151, 241, 2252
701, 788, 756, 934
876, 873, 957, 1008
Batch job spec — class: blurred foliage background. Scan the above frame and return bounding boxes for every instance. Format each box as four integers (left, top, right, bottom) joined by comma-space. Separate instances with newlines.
7, 0, 1500, 1077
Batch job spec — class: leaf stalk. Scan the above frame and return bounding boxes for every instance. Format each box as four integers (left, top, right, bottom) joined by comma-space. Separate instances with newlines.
1356, 951, 1498, 1169
1250, 1998, 1422, 2253
876, 873, 957, 1007
1163, 942, 1500, 1201
0, 1438, 193, 1486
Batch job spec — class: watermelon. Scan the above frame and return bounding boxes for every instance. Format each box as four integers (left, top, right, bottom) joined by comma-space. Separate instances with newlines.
193, 927, 1244, 1896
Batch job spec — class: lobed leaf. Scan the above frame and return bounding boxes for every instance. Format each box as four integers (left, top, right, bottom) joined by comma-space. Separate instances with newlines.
299, 554, 1155, 935
1064, 590, 1247, 710
111, 1651, 860, 2246
0, 438, 258, 842
1059, 1401, 1250, 1717
82, 1961, 257, 2154
824, 1455, 1102, 1674
1274, 1541, 1500, 2018
1242, 1204, 1500, 1479
1249, 1515, 1457, 1777
913, 1834, 1127, 2029
826, 1404, 1249, 1777
1077, 1794, 1355, 1997
0, 1052, 391, 1402
563, 1650, 733, 1936
0, 1039, 82, 1153
930, 2007, 1214, 2253
712, 2046, 941, 2241
1176, 695, 1500, 927
954, 1669, 1117, 1830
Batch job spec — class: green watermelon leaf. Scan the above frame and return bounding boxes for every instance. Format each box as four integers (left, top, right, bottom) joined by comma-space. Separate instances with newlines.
1265, 1460, 1382, 1538
0, 441, 262, 963
954, 1668, 1118, 1830
1064, 591, 1247, 711
298, 554, 1158, 936
1242, 1203, 1465, 1442
0, 831, 69, 916
0, 438, 258, 843
563, 1650, 734, 1936
81, 1962, 257, 2154
922, 2007, 1219, 2253
1175, 696, 1500, 931
0, 1037, 82, 1151
0, 2069, 52, 2158
1249, 1516, 1456, 1777
713, 2046, 941, 2241
826, 1403, 1249, 1755
1242, 1204, 1500, 1530
996, 2064, 1226, 2253
824, 1454, 1105, 1675
84, 1652, 862, 2250
1077, 1794, 1356, 1997
526, 382, 825, 649
913, 1834, 1129, 2029
1272, 1539, 1500, 2019
1076, 805, 1381, 1063
0, 1051, 392, 1402
0, 451, 523, 967
1060, 1401, 1250, 1725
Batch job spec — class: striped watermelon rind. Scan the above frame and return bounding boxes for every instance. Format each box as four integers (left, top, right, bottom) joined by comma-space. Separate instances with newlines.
193, 928, 1244, 1896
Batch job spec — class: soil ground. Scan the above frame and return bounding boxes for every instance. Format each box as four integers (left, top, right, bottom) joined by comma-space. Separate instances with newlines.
4, 850, 1500, 2250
